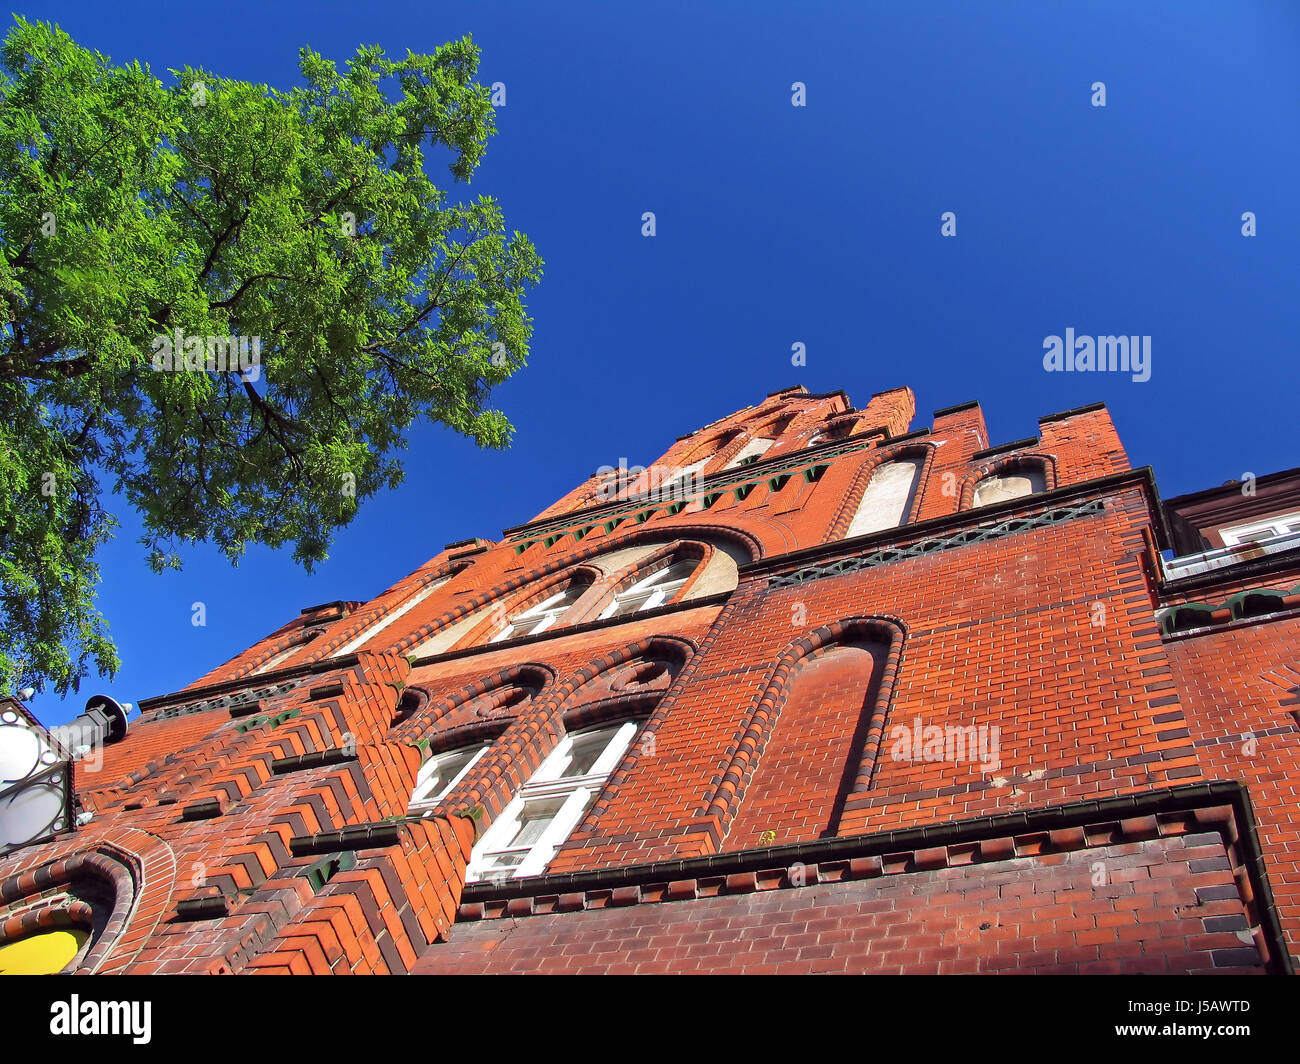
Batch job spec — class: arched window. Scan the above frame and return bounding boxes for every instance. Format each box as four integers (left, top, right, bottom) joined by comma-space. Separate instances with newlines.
599, 560, 695, 619
724, 437, 773, 469
467, 720, 640, 882
664, 455, 711, 495
809, 424, 850, 447
410, 741, 491, 813
846, 457, 923, 537
335, 576, 450, 656
250, 629, 322, 676
971, 467, 1047, 508
490, 577, 593, 643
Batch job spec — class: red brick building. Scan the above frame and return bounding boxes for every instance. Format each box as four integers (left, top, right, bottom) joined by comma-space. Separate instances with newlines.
2, 384, 1297, 975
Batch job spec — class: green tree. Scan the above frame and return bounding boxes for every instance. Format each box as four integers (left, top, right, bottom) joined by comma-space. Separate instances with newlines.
0, 18, 542, 695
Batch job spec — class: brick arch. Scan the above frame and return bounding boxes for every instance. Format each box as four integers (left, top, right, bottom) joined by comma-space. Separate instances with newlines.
672, 425, 744, 472
393, 686, 430, 724
399, 663, 555, 747
394, 525, 761, 658
302, 560, 474, 664
566, 539, 717, 626
696, 615, 906, 847
751, 410, 800, 439
670, 402, 811, 477
697, 414, 797, 474
0, 827, 177, 975
692, 429, 750, 476
823, 443, 938, 544
586, 522, 761, 565
558, 637, 694, 731
960, 452, 1058, 509
451, 563, 605, 649
233, 625, 325, 681
446, 636, 697, 830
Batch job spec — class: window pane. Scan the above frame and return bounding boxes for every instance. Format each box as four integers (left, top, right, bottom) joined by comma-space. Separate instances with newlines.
972, 470, 1045, 508
559, 727, 620, 778
501, 580, 592, 638
608, 562, 694, 617
477, 851, 527, 878
609, 589, 658, 617
506, 799, 564, 846
847, 458, 923, 537
412, 744, 486, 804
434, 748, 478, 785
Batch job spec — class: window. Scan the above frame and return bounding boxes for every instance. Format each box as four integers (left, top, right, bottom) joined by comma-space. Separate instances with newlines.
809, 424, 852, 447
971, 468, 1046, 508
846, 458, 923, 537
599, 561, 694, 619
250, 630, 320, 675
251, 645, 299, 675
491, 580, 592, 643
1220, 510, 1300, 546
658, 455, 711, 499
409, 742, 490, 812
467, 721, 639, 882
724, 438, 773, 469
335, 577, 449, 656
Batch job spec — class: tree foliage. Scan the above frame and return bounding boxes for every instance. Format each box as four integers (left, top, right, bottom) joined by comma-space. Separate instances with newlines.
0, 18, 542, 695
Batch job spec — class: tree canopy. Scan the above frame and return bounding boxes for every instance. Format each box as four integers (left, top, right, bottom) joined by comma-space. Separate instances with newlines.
0, 18, 542, 695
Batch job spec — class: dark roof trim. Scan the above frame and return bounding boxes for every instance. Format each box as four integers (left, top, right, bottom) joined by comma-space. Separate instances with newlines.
888, 427, 931, 444
932, 400, 980, 418
444, 537, 493, 552
1038, 401, 1107, 424
1163, 466, 1300, 509
970, 437, 1042, 462
299, 600, 352, 616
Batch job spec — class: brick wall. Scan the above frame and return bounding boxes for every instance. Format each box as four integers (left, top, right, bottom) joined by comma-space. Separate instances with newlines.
420, 827, 1266, 975
1165, 616, 1300, 960
4, 385, 1295, 975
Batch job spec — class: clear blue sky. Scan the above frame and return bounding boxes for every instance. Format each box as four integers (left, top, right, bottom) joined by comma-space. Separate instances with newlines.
20, 0, 1300, 725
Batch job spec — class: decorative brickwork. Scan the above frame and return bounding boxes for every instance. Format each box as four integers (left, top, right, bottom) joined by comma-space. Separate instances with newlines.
4, 385, 1297, 974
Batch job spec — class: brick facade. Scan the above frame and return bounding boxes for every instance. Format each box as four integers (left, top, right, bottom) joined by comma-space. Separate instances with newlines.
3, 385, 1295, 974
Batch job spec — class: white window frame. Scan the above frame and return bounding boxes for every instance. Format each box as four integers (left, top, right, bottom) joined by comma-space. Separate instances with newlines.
598, 562, 693, 620
466, 720, 639, 882
409, 743, 490, 813
1220, 510, 1300, 546
491, 584, 588, 643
